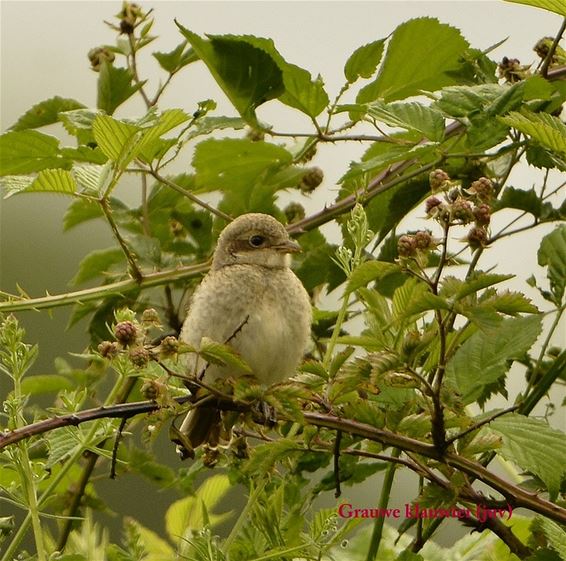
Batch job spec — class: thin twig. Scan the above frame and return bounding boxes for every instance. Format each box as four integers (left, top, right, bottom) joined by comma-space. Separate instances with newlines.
333, 430, 342, 498
445, 406, 518, 445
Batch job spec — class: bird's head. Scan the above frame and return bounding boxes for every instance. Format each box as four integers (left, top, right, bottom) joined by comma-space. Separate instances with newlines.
212, 213, 301, 270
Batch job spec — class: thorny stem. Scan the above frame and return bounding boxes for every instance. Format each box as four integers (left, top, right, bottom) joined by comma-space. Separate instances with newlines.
540, 18, 566, 77
99, 197, 143, 283
127, 33, 151, 108
147, 168, 233, 223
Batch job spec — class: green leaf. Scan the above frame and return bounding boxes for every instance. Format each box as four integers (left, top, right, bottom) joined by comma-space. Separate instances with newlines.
152, 41, 198, 73
20, 374, 75, 395
71, 248, 125, 285
392, 278, 428, 319
97, 61, 144, 115
165, 474, 232, 542
447, 315, 542, 404
186, 115, 246, 140
26, 169, 77, 196
10, 96, 86, 131
495, 186, 544, 217
504, 0, 566, 17
177, 25, 284, 124
357, 18, 469, 103
199, 337, 252, 373
366, 100, 445, 141
400, 291, 452, 318
92, 114, 140, 163
454, 273, 514, 300
491, 414, 566, 500
72, 163, 113, 195
346, 261, 401, 294
538, 225, 566, 303
435, 84, 504, 117
242, 438, 299, 474
531, 517, 566, 559
0, 130, 65, 175
344, 39, 386, 83
500, 110, 566, 158
193, 138, 292, 191
481, 291, 538, 315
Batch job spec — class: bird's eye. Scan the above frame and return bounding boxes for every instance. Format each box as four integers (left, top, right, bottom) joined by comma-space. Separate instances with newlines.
249, 234, 265, 247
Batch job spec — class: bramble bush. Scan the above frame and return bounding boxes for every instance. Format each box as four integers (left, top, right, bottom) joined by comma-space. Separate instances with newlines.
1, 1, 566, 560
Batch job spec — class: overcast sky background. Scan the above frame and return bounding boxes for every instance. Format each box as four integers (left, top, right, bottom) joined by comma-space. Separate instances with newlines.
1, 0, 565, 546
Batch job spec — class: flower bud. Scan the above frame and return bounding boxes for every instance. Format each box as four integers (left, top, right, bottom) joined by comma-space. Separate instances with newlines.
88, 47, 115, 72
414, 231, 433, 250
468, 177, 494, 202
451, 198, 474, 223
97, 341, 120, 359
129, 346, 151, 368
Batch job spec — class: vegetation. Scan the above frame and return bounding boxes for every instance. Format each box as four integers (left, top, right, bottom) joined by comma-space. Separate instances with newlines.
1, 1, 566, 560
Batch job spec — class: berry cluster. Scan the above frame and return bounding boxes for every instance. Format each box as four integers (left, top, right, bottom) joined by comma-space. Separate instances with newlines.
426, 169, 494, 250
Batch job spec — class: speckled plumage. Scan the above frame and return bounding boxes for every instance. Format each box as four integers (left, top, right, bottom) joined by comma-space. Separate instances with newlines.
178, 213, 312, 456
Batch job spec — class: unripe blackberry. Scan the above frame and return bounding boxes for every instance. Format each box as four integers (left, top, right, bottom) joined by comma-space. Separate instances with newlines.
468, 177, 494, 202
414, 230, 433, 250
129, 346, 151, 368
451, 198, 473, 223
300, 167, 324, 193
425, 196, 442, 215
397, 235, 417, 257
141, 379, 164, 400
429, 169, 450, 191
467, 226, 488, 249
88, 47, 115, 72
120, 18, 135, 34
473, 203, 491, 225
284, 202, 306, 224
98, 341, 119, 359
159, 335, 179, 357
114, 321, 137, 346
142, 308, 161, 326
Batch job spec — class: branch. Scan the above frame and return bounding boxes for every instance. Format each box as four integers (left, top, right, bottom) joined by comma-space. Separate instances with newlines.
2, 399, 566, 525
0, 263, 209, 313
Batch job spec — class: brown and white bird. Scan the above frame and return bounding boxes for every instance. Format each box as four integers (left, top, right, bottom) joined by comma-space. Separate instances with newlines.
177, 213, 312, 458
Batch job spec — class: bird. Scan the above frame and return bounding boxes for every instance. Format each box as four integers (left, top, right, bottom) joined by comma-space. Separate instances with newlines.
176, 213, 312, 459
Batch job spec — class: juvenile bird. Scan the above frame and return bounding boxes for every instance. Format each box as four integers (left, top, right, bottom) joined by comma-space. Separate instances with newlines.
177, 213, 312, 458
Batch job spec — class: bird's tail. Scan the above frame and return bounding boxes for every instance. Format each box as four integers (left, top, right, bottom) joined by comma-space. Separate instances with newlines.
176, 407, 222, 460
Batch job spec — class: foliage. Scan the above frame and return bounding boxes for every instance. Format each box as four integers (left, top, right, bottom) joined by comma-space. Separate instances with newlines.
1, 3, 566, 561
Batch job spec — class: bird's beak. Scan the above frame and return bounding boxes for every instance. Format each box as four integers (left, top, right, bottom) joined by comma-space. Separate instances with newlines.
272, 239, 302, 253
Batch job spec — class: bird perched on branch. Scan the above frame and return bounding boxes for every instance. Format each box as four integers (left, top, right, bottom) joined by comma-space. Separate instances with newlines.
176, 213, 312, 460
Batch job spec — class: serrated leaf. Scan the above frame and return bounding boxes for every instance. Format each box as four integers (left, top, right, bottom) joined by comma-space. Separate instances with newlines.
193, 138, 292, 191
500, 110, 566, 158
72, 163, 113, 195
504, 0, 566, 17
357, 17, 469, 103
92, 115, 140, 162
177, 25, 284, 124
165, 474, 232, 542
346, 261, 400, 294
435, 84, 504, 117
71, 248, 126, 285
0, 130, 64, 175
27, 169, 77, 196
10, 96, 86, 131
447, 315, 542, 404
482, 291, 538, 315
531, 517, 566, 559
63, 198, 105, 230
199, 337, 252, 373
152, 41, 198, 73
186, 116, 246, 140
491, 414, 566, 500
392, 278, 428, 319
242, 438, 298, 474
538, 225, 566, 303
344, 39, 385, 83
400, 291, 452, 318
454, 273, 514, 300
97, 61, 143, 115
495, 186, 544, 217
366, 100, 445, 141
